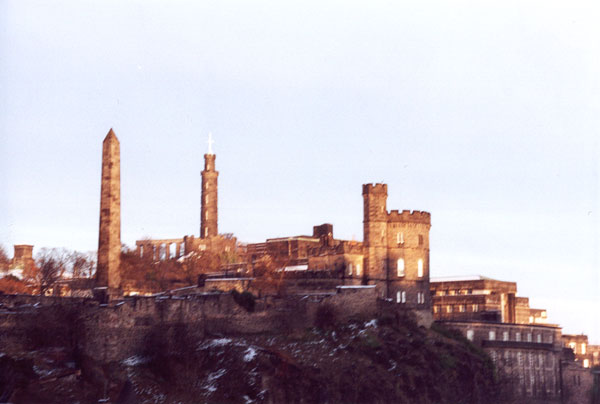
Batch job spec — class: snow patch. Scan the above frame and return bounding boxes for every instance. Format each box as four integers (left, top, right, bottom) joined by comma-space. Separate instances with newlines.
203, 368, 227, 393
364, 319, 377, 328
122, 355, 149, 367
199, 338, 232, 349
244, 347, 257, 362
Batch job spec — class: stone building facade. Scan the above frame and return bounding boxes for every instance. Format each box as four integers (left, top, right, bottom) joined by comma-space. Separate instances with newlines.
430, 276, 549, 325
562, 333, 600, 369
431, 276, 598, 401
246, 183, 432, 313
443, 320, 563, 399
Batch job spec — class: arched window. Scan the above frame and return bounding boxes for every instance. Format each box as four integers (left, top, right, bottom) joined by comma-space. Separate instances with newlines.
347, 263, 353, 276
397, 258, 405, 277
417, 259, 424, 277
356, 263, 361, 276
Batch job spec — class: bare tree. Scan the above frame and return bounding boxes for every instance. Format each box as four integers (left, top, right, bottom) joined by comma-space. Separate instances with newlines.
70, 251, 96, 278
34, 248, 69, 295
0, 245, 10, 272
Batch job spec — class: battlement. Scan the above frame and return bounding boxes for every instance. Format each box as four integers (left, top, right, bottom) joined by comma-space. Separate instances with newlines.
362, 183, 388, 195
203, 154, 217, 172
387, 209, 431, 224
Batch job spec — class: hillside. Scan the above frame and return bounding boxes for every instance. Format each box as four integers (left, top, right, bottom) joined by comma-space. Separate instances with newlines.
1, 306, 499, 404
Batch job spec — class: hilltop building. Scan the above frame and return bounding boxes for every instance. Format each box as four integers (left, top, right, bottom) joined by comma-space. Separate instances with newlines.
562, 334, 600, 369
246, 184, 431, 313
430, 276, 583, 400
430, 276, 551, 324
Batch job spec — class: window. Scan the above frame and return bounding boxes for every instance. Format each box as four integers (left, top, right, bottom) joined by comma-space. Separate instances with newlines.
569, 342, 576, 352
489, 331, 496, 341
472, 304, 479, 312
583, 359, 590, 368
397, 232, 404, 244
503, 331, 509, 341
417, 292, 425, 304
433, 305, 439, 313
459, 305, 466, 312
397, 291, 406, 304
490, 350, 497, 364
527, 333, 532, 342
446, 305, 452, 313
581, 343, 586, 354
347, 263, 353, 276
536, 334, 541, 343
417, 259, 424, 277
356, 263, 362, 276
418, 235, 423, 246
467, 330, 474, 341
516, 332, 521, 342
397, 258, 405, 277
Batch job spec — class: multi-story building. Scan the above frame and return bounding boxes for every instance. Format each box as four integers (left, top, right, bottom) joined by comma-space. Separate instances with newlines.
430, 276, 567, 400
430, 276, 550, 325
246, 183, 432, 312
562, 334, 600, 369
444, 320, 563, 398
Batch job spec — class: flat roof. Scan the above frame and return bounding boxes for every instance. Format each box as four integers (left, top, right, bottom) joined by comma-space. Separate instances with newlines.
430, 275, 512, 283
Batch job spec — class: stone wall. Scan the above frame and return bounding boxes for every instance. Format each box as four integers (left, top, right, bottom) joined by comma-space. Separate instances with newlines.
0, 286, 380, 366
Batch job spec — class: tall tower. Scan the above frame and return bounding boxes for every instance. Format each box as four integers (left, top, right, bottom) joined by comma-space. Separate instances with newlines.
362, 183, 388, 293
201, 133, 218, 238
97, 129, 121, 293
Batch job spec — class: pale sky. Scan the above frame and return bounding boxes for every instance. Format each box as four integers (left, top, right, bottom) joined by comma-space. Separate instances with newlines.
1, 1, 598, 342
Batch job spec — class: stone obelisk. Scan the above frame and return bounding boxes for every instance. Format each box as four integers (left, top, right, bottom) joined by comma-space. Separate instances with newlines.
96, 128, 121, 299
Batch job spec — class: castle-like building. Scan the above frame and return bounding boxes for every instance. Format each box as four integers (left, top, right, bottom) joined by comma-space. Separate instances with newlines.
132, 138, 432, 313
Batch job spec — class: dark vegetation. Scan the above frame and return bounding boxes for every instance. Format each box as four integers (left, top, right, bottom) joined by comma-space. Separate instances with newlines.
1, 301, 505, 404
122, 310, 500, 404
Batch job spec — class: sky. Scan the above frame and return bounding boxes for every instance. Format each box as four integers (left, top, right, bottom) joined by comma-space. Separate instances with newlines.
1, 1, 598, 342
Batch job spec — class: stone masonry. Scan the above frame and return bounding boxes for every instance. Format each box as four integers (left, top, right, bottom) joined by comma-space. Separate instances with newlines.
201, 153, 218, 238
96, 129, 121, 293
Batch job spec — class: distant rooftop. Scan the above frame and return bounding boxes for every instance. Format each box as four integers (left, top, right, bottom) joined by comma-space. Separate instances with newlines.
430, 275, 510, 283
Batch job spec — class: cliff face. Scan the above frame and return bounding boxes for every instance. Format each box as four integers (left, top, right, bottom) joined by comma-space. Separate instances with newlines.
1, 304, 499, 404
